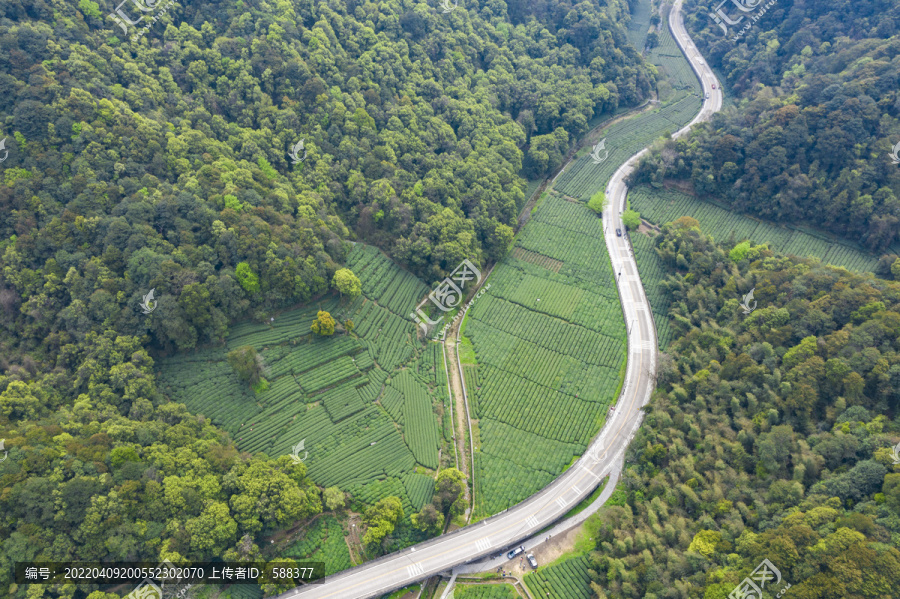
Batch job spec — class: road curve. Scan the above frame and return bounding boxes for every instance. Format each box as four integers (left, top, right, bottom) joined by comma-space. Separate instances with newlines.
280, 2, 720, 597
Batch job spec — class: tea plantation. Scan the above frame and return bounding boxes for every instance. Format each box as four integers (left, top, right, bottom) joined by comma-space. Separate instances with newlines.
464, 194, 627, 517
157, 244, 449, 514
285, 515, 353, 576
454, 583, 519, 599
629, 186, 880, 273
554, 3, 702, 202
524, 555, 593, 599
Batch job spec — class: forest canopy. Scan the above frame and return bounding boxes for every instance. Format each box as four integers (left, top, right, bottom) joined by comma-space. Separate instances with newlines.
630, 0, 900, 257
0, 0, 653, 596
585, 221, 900, 598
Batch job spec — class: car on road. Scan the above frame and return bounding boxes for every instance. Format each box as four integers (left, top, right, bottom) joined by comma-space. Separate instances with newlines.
712, 84, 716, 89
527, 554, 538, 569
705, 93, 709, 99
616, 228, 622, 237
507, 546, 525, 560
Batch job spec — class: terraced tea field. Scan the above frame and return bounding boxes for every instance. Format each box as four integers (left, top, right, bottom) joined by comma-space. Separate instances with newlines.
629, 186, 880, 272
555, 3, 701, 202
454, 583, 519, 599
285, 515, 353, 576
646, 7, 702, 96
631, 231, 674, 349
464, 194, 626, 517
523, 555, 593, 599
625, 0, 653, 50
553, 94, 701, 201
157, 244, 449, 512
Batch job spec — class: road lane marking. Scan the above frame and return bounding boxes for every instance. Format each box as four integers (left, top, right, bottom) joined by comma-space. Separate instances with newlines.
526, 515, 539, 528
475, 538, 492, 552
555, 497, 568, 509
406, 563, 425, 579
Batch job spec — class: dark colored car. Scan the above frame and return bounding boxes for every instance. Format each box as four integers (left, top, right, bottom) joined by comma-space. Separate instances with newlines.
507, 546, 525, 560
527, 553, 538, 569
616, 228, 622, 237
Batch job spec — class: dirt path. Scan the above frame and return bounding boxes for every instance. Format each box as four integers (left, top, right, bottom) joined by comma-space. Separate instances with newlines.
345, 513, 364, 565
444, 336, 472, 513
443, 263, 496, 524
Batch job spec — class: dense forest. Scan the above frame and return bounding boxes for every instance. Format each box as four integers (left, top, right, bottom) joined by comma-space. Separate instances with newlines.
585, 219, 900, 598
631, 0, 900, 258
0, 0, 656, 596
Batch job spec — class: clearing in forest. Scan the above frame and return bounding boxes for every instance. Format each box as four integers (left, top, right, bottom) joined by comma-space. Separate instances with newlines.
157, 244, 450, 517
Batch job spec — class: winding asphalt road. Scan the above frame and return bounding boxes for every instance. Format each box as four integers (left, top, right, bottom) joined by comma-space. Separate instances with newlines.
280, 2, 721, 597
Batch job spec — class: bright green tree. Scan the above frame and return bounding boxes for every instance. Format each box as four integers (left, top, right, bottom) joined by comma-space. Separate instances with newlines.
260, 558, 300, 595
185, 501, 238, 554
324, 486, 345, 511
332, 268, 361, 299
688, 529, 722, 557
310, 311, 336, 336
588, 190, 607, 214
78, 0, 102, 18
622, 209, 641, 230
729, 240, 752, 262
235, 262, 260, 293
363, 496, 404, 546
434, 468, 467, 518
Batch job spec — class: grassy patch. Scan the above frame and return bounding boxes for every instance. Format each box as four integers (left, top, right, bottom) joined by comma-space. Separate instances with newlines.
562, 475, 609, 519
